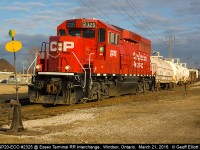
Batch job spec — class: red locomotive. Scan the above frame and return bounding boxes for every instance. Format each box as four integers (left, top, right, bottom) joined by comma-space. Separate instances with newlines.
28, 18, 155, 105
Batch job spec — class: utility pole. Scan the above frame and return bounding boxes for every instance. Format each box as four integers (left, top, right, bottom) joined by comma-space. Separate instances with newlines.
194, 61, 199, 69
186, 56, 191, 68
165, 36, 176, 58
17, 60, 26, 75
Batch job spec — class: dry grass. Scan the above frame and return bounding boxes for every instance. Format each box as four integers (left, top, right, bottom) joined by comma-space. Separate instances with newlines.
0, 84, 28, 100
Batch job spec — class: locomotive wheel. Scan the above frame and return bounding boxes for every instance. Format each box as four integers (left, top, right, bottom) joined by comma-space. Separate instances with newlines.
89, 82, 102, 101
151, 84, 155, 92
28, 86, 39, 102
80, 98, 87, 104
29, 91, 37, 102
42, 104, 54, 108
168, 83, 171, 90
169, 83, 174, 90
134, 87, 139, 94
140, 82, 145, 93
138, 82, 145, 93
156, 82, 160, 91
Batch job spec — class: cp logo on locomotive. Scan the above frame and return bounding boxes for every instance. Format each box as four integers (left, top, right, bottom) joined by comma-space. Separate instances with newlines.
50, 41, 74, 52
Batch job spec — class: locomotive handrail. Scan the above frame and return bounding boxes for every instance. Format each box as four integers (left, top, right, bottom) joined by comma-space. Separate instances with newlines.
71, 52, 86, 88
41, 42, 49, 52
89, 53, 94, 86
41, 42, 60, 58
45, 51, 60, 58
27, 42, 49, 84
26, 52, 41, 84
27, 52, 60, 75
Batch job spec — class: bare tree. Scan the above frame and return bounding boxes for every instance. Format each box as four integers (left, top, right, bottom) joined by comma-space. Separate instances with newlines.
25, 47, 40, 74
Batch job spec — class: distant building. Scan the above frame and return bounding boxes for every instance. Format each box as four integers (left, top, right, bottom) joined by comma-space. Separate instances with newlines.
0, 58, 15, 72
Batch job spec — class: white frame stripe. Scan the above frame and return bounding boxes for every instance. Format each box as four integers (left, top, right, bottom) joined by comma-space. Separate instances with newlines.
38, 72, 74, 76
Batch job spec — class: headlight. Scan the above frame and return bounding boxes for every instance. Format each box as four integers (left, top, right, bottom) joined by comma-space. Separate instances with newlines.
65, 65, 71, 71
100, 46, 104, 52
36, 65, 40, 70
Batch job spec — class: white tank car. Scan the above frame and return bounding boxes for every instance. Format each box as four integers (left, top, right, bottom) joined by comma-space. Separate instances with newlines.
165, 59, 189, 85
151, 56, 174, 85
164, 60, 177, 83
180, 63, 190, 82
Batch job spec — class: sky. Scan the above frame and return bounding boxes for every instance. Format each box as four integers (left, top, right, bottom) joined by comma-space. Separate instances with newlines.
0, 0, 200, 70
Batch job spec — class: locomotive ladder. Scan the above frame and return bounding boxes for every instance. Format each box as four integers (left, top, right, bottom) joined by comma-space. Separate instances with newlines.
71, 52, 86, 88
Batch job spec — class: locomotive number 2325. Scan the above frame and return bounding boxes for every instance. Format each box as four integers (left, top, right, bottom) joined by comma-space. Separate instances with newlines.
82, 22, 96, 28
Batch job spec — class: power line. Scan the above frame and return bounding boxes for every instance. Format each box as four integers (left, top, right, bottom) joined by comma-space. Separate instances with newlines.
87, 0, 117, 24
126, 0, 163, 41
79, 0, 165, 50
79, 0, 109, 22
115, 0, 147, 35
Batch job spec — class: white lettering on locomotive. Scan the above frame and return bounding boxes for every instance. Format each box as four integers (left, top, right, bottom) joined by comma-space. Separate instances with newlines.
133, 52, 147, 68
63, 41, 74, 51
50, 41, 57, 51
110, 50, 117, 57
133, 61, 144, 68
50, 41, 74, 52
133, 52, 147, 61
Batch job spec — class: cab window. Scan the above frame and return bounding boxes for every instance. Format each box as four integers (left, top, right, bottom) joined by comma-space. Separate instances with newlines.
68, 30, 95, 38
109, 32, 119, 45
98, 28, 106, 42
83, 30, 95, 38
58, 29, 66, 36
69, 30, 81, 37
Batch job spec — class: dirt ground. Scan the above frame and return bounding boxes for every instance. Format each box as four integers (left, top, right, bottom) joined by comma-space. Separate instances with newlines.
0, 84, 28, 100
0, 82, 200, 144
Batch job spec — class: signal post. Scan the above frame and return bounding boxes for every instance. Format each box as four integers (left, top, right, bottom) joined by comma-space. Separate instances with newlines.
5, 29, 24, 132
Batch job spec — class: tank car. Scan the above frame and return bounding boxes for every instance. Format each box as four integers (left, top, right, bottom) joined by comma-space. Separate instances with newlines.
151, 53, 174, 89
165, 59, 189, 85
28, 18, 155, 105
179, 63, 190, 83
188, 69, 199, 83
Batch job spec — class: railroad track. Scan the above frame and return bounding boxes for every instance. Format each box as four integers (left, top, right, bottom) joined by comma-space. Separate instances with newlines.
0, 84, 199, 128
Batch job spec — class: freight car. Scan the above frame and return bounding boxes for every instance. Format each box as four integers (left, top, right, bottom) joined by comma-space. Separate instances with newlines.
150, 52, 190, 90
165, 58, 189, 85
188, 69, 199, 83
151, 53, 174, 90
